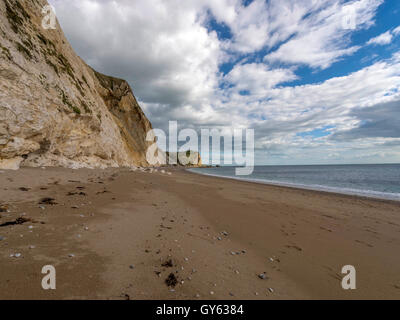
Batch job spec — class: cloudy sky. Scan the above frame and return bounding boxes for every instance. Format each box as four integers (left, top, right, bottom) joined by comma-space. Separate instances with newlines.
49, 0, 400, 165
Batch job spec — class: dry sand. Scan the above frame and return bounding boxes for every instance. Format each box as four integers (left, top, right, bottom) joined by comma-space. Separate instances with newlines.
0, 167, 399, 300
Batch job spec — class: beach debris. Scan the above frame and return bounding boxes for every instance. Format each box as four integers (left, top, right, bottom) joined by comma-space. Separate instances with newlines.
67, 191, 87, 196
235, 270, 240, 274
162, 259, 174, 268
258, 273, 268, 280
129, 265, 135, 269
0, 236, 4, 241
269, 257, 274, 262
39, 197, 57, 205
39, 206, 45, 210
28, 225, 33, 229
268, 288, 274, 293
165, 273, 178, 287
195, 294, 200, 298
68, 254, 75, 258
121, 293, 130, 300
230, 251, 236, 255
29, 245, 35, 249
221, 231, 229, 236
217, 237, 222, 241
11, 253, 22, 258
19, 187, 30, 192
0, 217, 31, 227
0, 204, 9, 212
184, 257, 189, 262
229, 292, 235, 297
210, 291, 215, 295
84, 226, 89, 231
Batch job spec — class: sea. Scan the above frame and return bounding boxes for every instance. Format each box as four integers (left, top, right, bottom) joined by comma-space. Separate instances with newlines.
188, 164, 400, 201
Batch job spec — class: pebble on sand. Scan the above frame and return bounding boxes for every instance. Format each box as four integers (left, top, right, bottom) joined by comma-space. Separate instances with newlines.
258, 273, 267, 280
68, 254, 75, 258
129, 265, 135, 269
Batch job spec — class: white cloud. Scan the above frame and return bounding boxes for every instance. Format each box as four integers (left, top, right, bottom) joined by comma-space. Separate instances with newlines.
393, 25, 400, 35
367, 25, 400, 46
224, 63, 298, 96
367, 30, 393, 45
265, 0, 383, 69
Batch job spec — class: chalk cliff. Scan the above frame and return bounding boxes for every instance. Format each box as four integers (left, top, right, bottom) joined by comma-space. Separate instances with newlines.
0, 0, 158, 169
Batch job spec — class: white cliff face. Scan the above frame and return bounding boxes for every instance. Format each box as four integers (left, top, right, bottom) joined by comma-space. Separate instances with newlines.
0, 0, 156, 170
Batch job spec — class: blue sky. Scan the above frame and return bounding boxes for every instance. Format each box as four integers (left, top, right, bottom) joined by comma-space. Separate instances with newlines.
52, 0, 400, 165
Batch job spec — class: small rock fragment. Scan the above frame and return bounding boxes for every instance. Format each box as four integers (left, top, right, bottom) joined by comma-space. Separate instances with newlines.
258, 273, 267, 280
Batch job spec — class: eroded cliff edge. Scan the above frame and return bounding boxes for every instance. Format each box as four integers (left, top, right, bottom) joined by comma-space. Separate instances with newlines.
0, 0, 157, 169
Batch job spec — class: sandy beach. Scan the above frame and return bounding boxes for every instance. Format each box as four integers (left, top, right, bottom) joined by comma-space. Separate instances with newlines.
0, 167, 399, 300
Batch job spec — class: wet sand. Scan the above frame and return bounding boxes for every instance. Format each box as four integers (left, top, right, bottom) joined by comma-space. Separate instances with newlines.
0, 167, 399, 300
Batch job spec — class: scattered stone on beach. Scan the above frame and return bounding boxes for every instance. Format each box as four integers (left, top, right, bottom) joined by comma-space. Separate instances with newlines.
221, 231, 229, 236
165, 273, 178, 287
67, 191, 87, 196
39, 206, 45, 210
258, 273, 268, 280
195, 294, 200, 298
268, 288, 274, 293
84, 227, 89, 231
0, 217, 31, 227
19, 187, 30, 192
68, 254, 75, 258
39, 197, 57, 205
210, 291, 215, 295
230, 251, 236, 255
11, 253, 21, 258
0, 205, 9, 212
29, 245, 35, 249
217, 237, 222, 241
129, 265, 135, 269
162, 259, 174, 268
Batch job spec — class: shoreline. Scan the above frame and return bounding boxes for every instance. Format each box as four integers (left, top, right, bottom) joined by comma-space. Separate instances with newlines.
187, 167, 400, 203
1, 167, 400, 299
